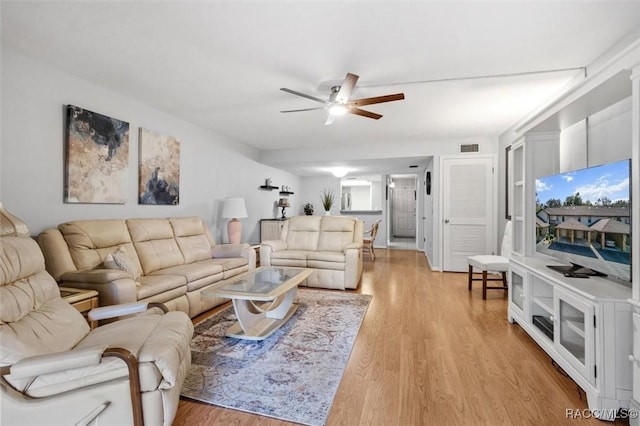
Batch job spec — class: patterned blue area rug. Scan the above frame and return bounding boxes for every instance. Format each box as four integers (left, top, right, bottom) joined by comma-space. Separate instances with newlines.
181, 289, 372, 426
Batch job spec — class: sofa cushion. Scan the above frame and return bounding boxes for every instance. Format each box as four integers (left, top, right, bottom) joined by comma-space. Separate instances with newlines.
136, 274, 187, 300
58, 220, 143, 272
271, 249, 310, 261
149, 260, 224, 283
170, 217, 213, 263
285, 216, 321, 251
317, 216, 356, 252
208, 257, 249, 279
127, 219, 185, 274
307, 262, 346, 271
270, 249, 311, 268
307, 250, 346, 271
307, 251, 346, 263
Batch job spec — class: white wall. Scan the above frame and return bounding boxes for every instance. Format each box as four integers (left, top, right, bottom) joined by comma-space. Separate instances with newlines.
557, 97, 632, 173
300, 175, 388, 248
0, 48, 300, 243
260, 137, 497, 168
559, 120, 587, 172
423, 158, 435, 266
588, 96, 633, 165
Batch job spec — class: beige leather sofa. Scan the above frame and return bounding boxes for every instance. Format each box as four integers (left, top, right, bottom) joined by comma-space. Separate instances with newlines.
0, 205, 193, 426
38, 216, 256, 318
260, 215, 363, 290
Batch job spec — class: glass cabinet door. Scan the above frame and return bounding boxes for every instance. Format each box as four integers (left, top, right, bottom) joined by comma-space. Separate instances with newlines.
509, 269, 525, 313
554, 287, 595, 384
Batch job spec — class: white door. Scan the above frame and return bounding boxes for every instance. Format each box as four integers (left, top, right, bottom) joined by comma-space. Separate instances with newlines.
442, 156, 495, 271
392, 185, 416, 237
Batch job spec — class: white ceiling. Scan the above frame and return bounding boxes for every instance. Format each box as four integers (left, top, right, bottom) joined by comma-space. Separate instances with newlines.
2, 1, 640, 176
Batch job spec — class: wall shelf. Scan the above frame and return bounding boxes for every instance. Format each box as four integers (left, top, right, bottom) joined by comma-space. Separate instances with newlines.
279, 191, 294, 196
260, 185, 279, 191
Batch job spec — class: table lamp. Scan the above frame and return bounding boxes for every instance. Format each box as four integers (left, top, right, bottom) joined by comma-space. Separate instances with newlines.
277, 198, 290, 219
222, 197, 248, 244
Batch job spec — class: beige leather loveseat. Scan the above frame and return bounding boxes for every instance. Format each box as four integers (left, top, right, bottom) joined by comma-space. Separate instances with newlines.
260, 215, 363, 290
38, 216, 256, 318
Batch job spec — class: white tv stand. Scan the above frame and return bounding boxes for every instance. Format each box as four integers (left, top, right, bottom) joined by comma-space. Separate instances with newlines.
508, 254, 632, 421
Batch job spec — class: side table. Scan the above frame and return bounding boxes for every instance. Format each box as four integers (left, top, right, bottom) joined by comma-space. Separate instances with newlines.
60, 287, 99, 329
250, 244, 261, 266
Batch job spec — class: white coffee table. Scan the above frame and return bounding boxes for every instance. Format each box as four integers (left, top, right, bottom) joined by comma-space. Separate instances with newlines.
204, 266, 312, 340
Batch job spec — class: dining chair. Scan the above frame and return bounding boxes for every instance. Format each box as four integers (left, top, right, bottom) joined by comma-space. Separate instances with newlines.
363, 219, 381, 261
467, 221, 512, 299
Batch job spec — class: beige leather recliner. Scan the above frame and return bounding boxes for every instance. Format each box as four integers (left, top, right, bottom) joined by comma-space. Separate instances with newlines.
260, 215, 363, 290
0, 206, 194, 426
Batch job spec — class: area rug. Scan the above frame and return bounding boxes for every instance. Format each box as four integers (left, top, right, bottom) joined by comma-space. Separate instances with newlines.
181, 289, 372, 426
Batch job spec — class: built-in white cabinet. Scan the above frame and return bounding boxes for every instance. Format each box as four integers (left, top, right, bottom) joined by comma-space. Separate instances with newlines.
509, 262, 526, 318
509, 255, 632, 420
508, 133, 558, 257
631, 304, 640, 424
510, 142, 525, 255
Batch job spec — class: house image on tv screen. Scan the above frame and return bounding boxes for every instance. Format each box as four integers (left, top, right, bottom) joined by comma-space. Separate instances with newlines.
534, 159, 631, 282
536, 206, 631, 281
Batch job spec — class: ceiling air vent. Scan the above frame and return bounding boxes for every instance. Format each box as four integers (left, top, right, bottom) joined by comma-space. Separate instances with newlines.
460, 143, 479, 153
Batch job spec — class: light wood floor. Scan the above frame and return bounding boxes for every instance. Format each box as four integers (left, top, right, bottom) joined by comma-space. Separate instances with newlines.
174, 249, 629, 425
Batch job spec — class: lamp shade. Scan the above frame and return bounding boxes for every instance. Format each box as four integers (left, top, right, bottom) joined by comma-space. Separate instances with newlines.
222, 197, 248, 219
277, 198, 290, 208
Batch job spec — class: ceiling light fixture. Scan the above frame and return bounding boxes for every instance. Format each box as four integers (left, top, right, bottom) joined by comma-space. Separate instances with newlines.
329, 104, 347, 116
331, 167, 349, 178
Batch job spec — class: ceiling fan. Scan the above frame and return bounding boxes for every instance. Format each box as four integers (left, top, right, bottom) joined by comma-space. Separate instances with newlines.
280, 73, 405, 125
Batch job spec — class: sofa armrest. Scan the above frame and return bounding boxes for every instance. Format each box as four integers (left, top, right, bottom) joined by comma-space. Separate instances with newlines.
7, 346, 108, 379
212, 243, 256, 269
59, 269, 138, 307
2, 346, 145, 426
261, 240, 288, 251
343, 242, 363, 252
258, 240, 288, 267
88, 302, 168, 321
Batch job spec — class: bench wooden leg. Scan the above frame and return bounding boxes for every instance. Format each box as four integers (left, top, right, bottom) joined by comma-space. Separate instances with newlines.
482, 270, 488, 300
468, 265, 473, 291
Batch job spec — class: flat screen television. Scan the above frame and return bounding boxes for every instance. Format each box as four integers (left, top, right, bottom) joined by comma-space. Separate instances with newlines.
535, 159, 631, 282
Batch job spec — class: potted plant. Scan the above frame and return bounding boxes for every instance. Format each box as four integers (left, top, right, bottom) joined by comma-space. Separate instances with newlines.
320, 189, 335, 215
303, 203, 314, 215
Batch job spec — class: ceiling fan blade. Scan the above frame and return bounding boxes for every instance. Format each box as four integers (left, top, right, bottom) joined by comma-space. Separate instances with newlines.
334, 73, 359, 103
324, 113, 336, 126
280, 88, 328, 104
280, 107, 325, 113
348, 107, 382, 120
349, 93, 405, 107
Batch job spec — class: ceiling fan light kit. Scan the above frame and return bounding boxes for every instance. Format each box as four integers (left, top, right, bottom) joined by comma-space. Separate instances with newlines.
280, 73, 405, 124
329, 105, 347, 116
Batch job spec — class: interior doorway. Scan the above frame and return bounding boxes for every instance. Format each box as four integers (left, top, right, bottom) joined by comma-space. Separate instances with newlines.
441, 155, 495, 271
387, 174, 417, 250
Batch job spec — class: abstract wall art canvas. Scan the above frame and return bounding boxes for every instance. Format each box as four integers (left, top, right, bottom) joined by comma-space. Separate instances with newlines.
64, 105, 130, 204
138, 128, 180, 205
